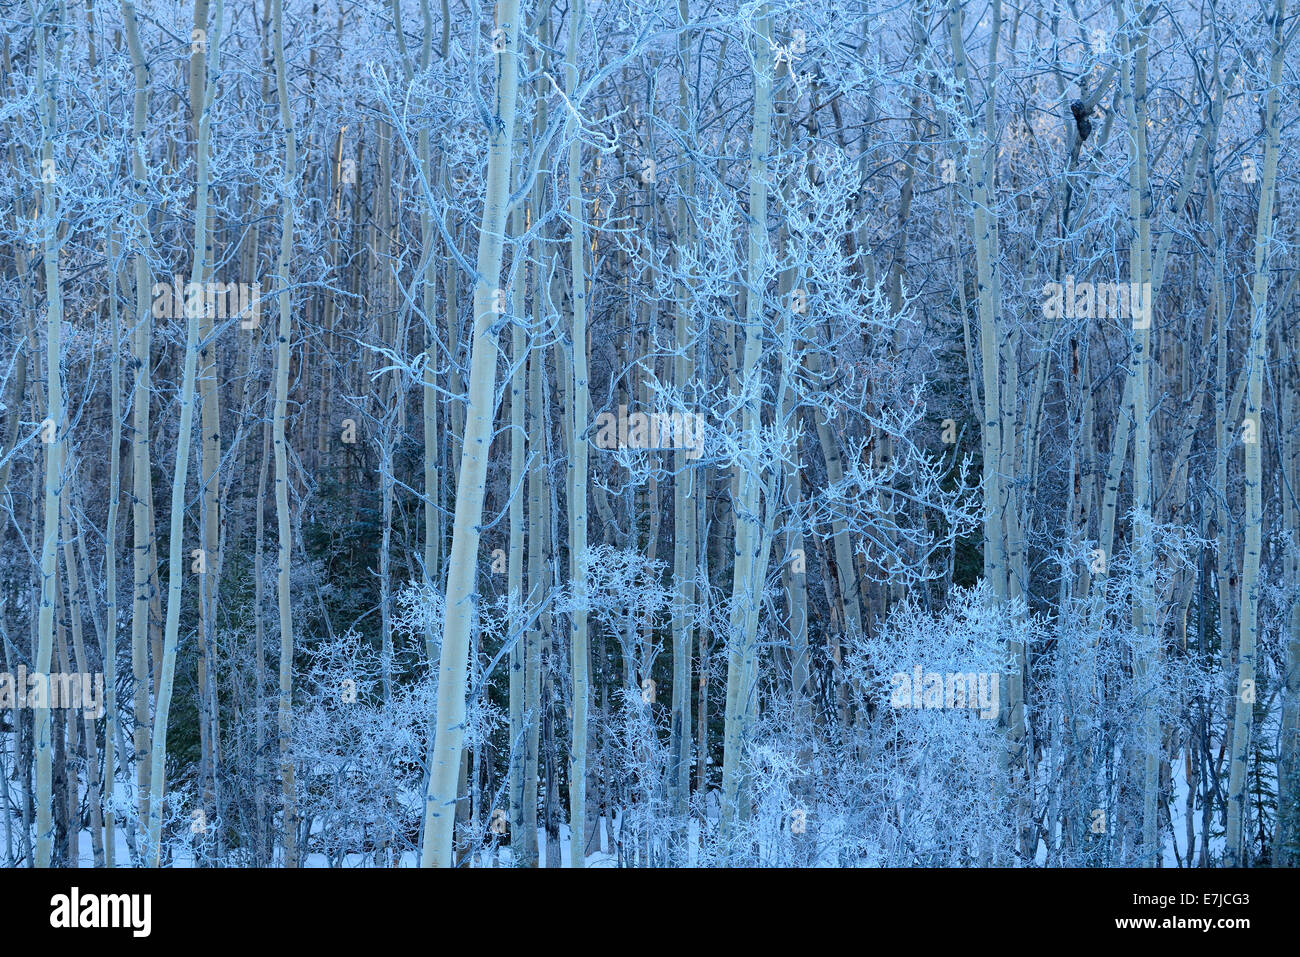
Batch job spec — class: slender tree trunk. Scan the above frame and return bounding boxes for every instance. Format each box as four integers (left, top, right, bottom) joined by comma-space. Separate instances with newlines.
421, 0, 524, 867
507, 196, 528, 860
104, 229, 124, 867
1226, 0, 1285, 866
146, 0, 226, 867
719, 4, 774, 849
1279, 295, 1300, 864
189, 0, 223, 863
563, 0, 591, 869
32, 7, 66, 869
119, 0, 155, 860
669, 0, 697, 849
1116, 6, 1160, 864
270, 0, 299, 867
60, 489, 103, 866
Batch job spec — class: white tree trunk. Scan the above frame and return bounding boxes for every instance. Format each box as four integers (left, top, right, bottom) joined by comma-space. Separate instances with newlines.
32, 10, 65, 868
1225, 0, 1285, 866
564, 0, 591, 869
146, 0, 226, 868
720, 4, 775, 847
421, 0, 524, 867
271, 0, 299, 867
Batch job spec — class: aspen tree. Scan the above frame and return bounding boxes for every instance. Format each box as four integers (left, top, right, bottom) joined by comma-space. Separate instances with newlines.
1280, 305, 1300, 865
2, 50, 34, 869
119, 0, 155, 856
541, 377, 563, 868
522, 325, 545, 865
375, 184, 398, 862
1225, 0, 1286, 866
792, 76, 864, 645
421, 0, 524, 868
105, 234, 123, 867
80, 0, 119, 866
31, 0, 66, 869
444, 179, 464, 455
720, 5, 775, 846
418, 0, 442, 634
669, 0, 697, 839
948, 0, 1006, 600
59, 491, 103, 865
507, 197, 528, 857
563, 0, 592, 869
270, 0, 299, 867
1212, 95, 1238, 770
775, 123, 810, 805
253, 418, 271, 864
0, 129, 30, 515
804, 350, 863, 639
517, 17, 550, 865
948, 0, 1030, 857
146, 0, 226, 867
56, 621, 74, 865
1115, 2, 1160, 863
189, 0, 222, 852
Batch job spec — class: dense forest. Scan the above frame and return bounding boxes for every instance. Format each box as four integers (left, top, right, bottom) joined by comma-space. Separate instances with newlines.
0, 0, 1297, 868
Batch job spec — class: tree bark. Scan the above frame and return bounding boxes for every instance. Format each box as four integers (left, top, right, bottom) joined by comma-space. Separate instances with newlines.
421, 0, 524, 867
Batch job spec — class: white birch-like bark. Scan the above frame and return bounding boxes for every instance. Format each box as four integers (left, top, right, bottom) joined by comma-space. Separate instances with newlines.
1225, 0, 1286, 865
146, 0, 226, 868
420, 0, 524, 867
563, 0, 591, 869
668, 0, 697, 841
1115, 4, 1160, 862
507, 198, 527, 855
31, 2, 65, 866
271, 0, 299, 867
720, 5, 774, 846
949, 0, 1028, 856
119, 0, 155, 858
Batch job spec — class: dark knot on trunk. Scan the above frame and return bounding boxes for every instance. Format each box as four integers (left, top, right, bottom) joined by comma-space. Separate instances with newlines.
1070, 100, 1093, 144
